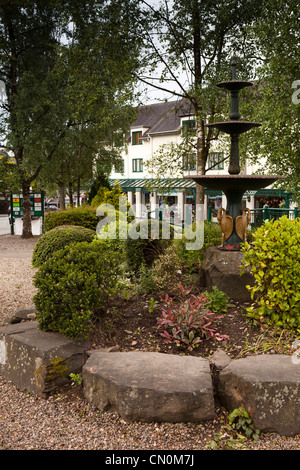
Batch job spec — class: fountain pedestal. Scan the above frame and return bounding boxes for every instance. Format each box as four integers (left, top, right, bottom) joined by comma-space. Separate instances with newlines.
200, 246, 254, 301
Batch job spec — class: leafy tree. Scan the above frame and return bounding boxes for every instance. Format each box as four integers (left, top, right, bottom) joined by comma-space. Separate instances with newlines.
0, 151, 21, 199
137, 0, 264, 204
0, 0, 141, 237
240, 0, 300, 203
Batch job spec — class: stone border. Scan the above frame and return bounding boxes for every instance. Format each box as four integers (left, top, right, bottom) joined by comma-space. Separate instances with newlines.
1, 316, 300, 436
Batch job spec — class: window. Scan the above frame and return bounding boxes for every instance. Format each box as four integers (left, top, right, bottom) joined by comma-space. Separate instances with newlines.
182, 119, 196, 136
207, 152, 225, 170
132, 131, 143, 145
132, 158, 143, 172
182, 154, 196, 170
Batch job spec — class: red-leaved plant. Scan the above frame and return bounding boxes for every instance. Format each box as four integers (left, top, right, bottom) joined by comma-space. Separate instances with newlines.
157, 284, 229, 350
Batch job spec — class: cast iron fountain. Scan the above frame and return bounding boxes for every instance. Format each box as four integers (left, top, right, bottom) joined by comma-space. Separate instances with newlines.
185, 57, 285, 250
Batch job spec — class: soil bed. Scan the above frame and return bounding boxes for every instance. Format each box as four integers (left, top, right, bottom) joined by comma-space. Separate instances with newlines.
88, 287, 294, 360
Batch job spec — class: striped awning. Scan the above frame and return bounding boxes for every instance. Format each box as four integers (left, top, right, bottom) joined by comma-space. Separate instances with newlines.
109, 178, 197, 192
109, 178, 290, 198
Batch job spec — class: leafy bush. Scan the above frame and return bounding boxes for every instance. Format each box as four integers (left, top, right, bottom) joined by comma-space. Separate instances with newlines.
204, 286, 232, 313
33, 240, 122, 339
32, 225, 96, 267
90, 184, 128, 210
176, 221, 222, 272
157, 284, 229, 350
139, 244, 183, 294
44, 205, 99, 231
242, 216, 300, 330
125, 219, 174, 274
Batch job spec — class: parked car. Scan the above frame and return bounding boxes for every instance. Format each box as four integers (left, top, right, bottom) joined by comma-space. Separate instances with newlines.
46, 205, 58, 211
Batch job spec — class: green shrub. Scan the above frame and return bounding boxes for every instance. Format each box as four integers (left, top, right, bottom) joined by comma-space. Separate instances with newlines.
125, 219, 174, 274
204, 286, 232, 313
44, 205, 99, 231
176, 221, 222, 272
242, 216, 300, 330
33, 240, 122, 339
139, 244, 183, 294
32, 225, 96, 267
90, 184, 128, 210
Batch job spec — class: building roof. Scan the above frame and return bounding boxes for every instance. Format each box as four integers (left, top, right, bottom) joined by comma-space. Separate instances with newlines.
131, 99, 194, 139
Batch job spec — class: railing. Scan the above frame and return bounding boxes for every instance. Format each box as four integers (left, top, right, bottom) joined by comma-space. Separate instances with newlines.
250, 207, 299, 228
140, 206, 298, 230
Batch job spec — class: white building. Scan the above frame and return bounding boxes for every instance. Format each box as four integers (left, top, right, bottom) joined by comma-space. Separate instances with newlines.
109, 99, 290, 223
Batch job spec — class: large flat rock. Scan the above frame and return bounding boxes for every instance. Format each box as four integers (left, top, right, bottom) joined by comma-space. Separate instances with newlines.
82, 351, 215, 423
0, 321, 90, 397
218, 354, 300, 436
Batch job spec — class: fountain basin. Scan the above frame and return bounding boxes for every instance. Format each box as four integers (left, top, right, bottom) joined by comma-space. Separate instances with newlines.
206, 121, 261, 135
216, 80, 254, 91
185, 174, 286, 250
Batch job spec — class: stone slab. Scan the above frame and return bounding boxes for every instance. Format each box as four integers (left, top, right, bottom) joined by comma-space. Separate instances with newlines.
0, 321, 90, 397
218, 354, 300, 436
8, 305, 36, 324
200, 246, 254, 300
82, 350, 215, 423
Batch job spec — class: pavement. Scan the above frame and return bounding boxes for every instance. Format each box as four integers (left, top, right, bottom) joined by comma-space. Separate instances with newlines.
0, 215, 42, 238
0, 215, 11, 236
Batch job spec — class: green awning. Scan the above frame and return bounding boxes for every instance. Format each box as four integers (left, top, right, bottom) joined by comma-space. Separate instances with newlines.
109, 178, 290, 198
110, 178, 198, 192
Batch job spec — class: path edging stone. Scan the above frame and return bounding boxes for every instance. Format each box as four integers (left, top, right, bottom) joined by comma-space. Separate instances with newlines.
0, 321, 90, 397
82, 350, 215, 423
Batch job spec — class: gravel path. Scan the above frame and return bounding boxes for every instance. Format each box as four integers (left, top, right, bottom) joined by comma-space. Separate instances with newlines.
1, 234, 300, 451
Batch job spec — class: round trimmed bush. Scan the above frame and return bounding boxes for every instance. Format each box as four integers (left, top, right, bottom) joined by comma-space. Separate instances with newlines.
44, 205, 99, 231
33, 240, 122, 339
32, 225, 96, 267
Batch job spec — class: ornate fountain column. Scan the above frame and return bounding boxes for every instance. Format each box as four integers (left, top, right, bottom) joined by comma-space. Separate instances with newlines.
185, 57, 284, 251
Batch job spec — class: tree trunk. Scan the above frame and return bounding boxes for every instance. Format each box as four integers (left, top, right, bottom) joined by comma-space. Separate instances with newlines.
77, 176, 81, 206
22, 181, 32, 238
68, 182, 73, 208
196, 118, 207, 206
58, 183, 65, 210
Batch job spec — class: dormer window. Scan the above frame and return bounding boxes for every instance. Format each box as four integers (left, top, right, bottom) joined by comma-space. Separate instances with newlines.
132, 131, 143, 145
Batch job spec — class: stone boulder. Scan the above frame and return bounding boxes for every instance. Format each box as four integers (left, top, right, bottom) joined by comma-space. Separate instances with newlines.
8, 305, 36, 324
82, 350, 215, 423
0, 321, 90, 397
218, 354, 300, 436
200, 246, 254, 301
